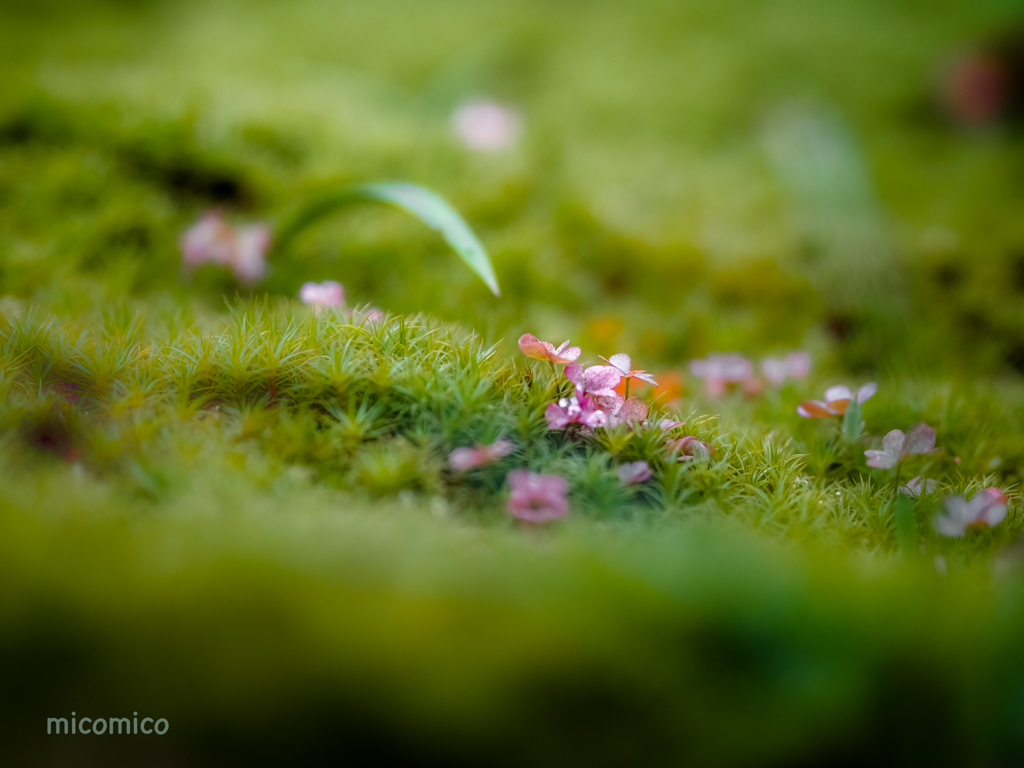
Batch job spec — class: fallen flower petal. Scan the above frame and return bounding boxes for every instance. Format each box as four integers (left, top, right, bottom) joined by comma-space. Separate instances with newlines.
902, 423, 937, 457
449, 439, 514, 472
933, 487, 1008, 537
799, 382, 877, 418
518, 334, 581, 364
452, 100, 522, 152
618, 461, 652, 485
506, 469, 569, 522
899, 476, 939, 497
668, 436, 715, 461
300, 280, 345, 308
865, 429, 905, 469
181, 211, 272, 284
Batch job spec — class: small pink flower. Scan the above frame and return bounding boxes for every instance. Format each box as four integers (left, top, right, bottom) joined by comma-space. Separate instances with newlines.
864, 423, 937, 469
506, 469, 569, 522
452, 100, 522, 152
657, 419, 685, 431
518, 334, 581, 365
798, 383, 877, 418
544, 391, 608, 430
565, 363, 621, 398
181, 210, 271, 284
762, 352, 812, 386
667, 436, 715, 462
600, 353, 658, 387
449, 439, 514, 472
300, 280, 345, 311
690, 354, 753, 397
933, 488, 1008, 537
618, 461, 652, 485
899, 476, 938, 498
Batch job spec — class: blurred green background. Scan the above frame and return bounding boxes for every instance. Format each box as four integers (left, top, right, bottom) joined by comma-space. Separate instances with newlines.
6, 1, 1024, 765
3, 0, 1024, 373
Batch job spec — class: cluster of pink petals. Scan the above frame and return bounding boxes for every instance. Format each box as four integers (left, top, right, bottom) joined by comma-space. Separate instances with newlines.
798, 383, 877, 418
545, 363, 622, 430
762, 352, 811, 386
618, 461, 652, 485
864, 423, 937, 469
933, 488, 1008, 537
181, 210, 271, 284
300, 280, 344, 309
689, 354, 754, 397
518, 334, 581, 365
899, 476, 938, 498
506, 469, 569, 522
667, 436, 715, 462
449, 439, 514, 472
600, 354, 658, 387
452, 100, 523, 152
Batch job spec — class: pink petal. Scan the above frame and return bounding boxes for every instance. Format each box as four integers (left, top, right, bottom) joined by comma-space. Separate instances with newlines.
544, 402, 572, 430
797, 401, 836, 418
553, 340, 582, 362
518, 334, 555, 361
762, 358, 787, 386
564, 363, 584, 388
603, 353, 632, 375
934, 496, 970, 537
824, 385, 853, 403
659, 419, 685, 430
622, 397, 648, 423
618, 461, 652, 485
881, 429, 906, 461
633, 372, 658, 386
448, 447, 482, 471
864, 450, 895, 469
593, 393, 624, 416
584, 365, 622, 394
786, 352, 811, 378
856, 382, 877, 403
901, 423, 936, 457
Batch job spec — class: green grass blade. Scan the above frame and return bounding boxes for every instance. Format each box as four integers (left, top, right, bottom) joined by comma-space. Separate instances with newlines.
273, 182, 500, 297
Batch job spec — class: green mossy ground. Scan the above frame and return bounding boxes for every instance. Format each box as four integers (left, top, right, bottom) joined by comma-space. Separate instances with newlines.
4, 1, 1024, 765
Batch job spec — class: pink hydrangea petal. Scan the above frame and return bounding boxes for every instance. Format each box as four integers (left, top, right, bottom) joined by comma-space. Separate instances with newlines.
593, 393, 624, 415
762, 358, 787, 386
506, 469, 569, 522
622, 397, 648, 423
864, 450, 894, 469
603, 353, 632, 375
786, 352, 811, 378
824, 385, 853, 403
856, 382, 877, 403
519, 334, 555, 361
901, 423, 936, 457
633, 372, 658, 386
618, 461, 652, 485
544, 402, 572, 430
934, 496, 970, 537
232, 225, 271, 282
486, 439, 515, 459
584, 365, 622, 394
449, 447, 482, 471
797, 401, 835, 418
564, 363, 584, 388
659, 419, 684, 430
881, 429, 905, 458
553, 340, 582, 362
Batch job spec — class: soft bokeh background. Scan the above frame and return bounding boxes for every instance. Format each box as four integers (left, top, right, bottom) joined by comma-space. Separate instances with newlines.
3, 0, 1024, 374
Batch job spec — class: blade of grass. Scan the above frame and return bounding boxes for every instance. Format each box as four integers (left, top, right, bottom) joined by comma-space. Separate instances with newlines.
272, 182, 500, 296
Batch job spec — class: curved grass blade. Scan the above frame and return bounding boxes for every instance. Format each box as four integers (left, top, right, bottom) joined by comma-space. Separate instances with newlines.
273, 182, 500, 297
